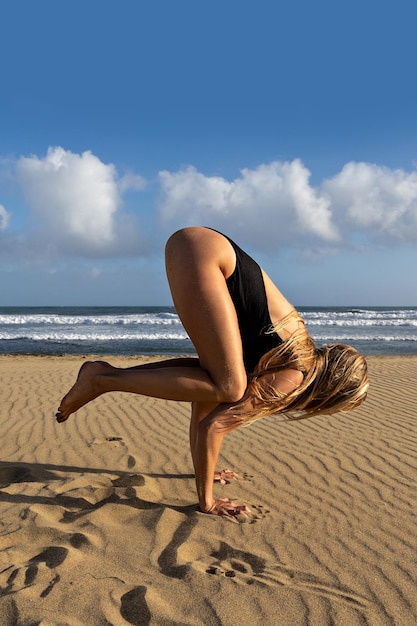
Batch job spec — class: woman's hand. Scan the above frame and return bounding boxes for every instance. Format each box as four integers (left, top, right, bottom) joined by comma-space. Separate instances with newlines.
203, 498, 251, 519
214, 469, 239, 484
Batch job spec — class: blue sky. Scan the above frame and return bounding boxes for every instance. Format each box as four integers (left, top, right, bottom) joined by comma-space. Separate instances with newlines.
1, 0, 417, 306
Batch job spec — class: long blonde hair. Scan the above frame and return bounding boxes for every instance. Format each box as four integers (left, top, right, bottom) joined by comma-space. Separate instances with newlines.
245, 311, 369, 423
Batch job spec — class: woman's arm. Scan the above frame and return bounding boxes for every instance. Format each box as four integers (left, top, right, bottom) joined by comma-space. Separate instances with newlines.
193, 369, 302, 517
194, 400, 250, 517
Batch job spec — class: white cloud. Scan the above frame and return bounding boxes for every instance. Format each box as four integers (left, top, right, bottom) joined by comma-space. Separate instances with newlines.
158, 160, 339, 246
322, 161, 417, 240
159, 159, 417, 248
16, 147, 119, 253
118, 171, 147, 193
0, 204, 10, 231
5, 149, 417, 265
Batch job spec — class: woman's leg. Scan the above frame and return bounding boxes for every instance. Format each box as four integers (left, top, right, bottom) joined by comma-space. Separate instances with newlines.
164, 227, 247, 399
56, 358, 199, 422
56, 227, 248, 421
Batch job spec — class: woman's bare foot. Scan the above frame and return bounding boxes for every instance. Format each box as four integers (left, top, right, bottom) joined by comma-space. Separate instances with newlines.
56, 361, 114, 423
214, 469, 240, 484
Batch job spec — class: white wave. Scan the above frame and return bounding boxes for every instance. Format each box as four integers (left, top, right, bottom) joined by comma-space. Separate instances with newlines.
303, 310, 417, 329
1, 328, 416, 343
315, 333, 417, 343
0, 331, 189, 341
1, 308, 416, 329
305, 318, 417, 327
1, 308, 417, 356
0, 313, 182, 326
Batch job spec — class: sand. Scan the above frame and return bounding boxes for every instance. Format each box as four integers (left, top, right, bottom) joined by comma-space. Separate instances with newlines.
0, 354, 416, 626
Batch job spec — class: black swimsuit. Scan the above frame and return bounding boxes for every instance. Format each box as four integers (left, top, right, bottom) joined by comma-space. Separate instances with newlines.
220, 233, 283, 373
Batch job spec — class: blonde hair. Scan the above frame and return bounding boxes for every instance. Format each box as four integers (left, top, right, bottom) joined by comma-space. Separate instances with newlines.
241, 310, 369, 423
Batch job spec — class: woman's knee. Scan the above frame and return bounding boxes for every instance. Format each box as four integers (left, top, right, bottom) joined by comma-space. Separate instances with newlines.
165, 227, 199, 259
215, 372, 247, 403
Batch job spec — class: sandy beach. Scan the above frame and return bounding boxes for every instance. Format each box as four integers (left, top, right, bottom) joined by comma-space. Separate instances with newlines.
0, 354, 416, 626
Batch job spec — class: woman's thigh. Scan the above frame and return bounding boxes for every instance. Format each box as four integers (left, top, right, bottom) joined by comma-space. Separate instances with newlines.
165, 227, 247, 397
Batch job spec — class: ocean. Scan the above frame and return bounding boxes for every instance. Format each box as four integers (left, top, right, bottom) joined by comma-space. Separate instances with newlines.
0, 306, 416, 357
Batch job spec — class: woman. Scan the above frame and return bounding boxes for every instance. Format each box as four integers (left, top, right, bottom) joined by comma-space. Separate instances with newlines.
56, 227, 369, 519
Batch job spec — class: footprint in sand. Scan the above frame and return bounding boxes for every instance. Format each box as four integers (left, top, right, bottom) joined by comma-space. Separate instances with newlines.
91, 435, 137, 469
0, 530, 93, 600
0, 546, 68, 598
69, 532, 92, 549
120, 586, 151, 626
204, 541, 369, 608
247, 503, 270, 523
103, 585, 152, 626
112, 474, 145, 488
